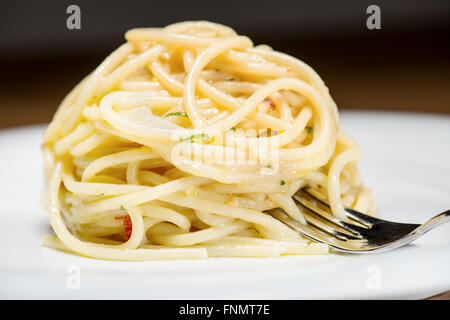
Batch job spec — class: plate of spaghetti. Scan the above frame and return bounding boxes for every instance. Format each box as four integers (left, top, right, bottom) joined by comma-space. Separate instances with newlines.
0, 21, 449, 299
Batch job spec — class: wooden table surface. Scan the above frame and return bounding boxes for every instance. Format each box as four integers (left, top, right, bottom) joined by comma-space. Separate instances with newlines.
426, 291, 450, 300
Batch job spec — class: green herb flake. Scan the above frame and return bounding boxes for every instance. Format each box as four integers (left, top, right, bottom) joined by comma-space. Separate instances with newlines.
227, 77, 234, 81
280, 180, 286, 186
97, 193, 105, 196
228, 127, 236, 132
306, 126, 314, 134
182, 133, 210, 143
267, 163, 273, 169
164, 112, 188, 118
119, 205, 126, 211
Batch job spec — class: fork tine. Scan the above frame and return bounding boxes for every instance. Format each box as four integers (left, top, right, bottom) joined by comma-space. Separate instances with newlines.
270, 208, 356, 244
293, 190, 365, 234
302, 187, 375, 227
297, 206, 363, 241
344, 208, 383, 225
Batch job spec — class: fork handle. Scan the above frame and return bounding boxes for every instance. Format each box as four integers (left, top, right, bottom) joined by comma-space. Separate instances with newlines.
415, 210, 450, 236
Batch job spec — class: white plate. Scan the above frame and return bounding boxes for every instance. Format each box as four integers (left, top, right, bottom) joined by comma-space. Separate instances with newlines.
0, 111, 449, 300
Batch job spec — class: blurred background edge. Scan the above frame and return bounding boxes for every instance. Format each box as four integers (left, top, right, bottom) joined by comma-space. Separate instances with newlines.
0, 0, 449, 129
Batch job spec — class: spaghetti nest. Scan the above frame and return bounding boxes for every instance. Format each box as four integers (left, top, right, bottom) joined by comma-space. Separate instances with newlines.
42, 21, 374, 260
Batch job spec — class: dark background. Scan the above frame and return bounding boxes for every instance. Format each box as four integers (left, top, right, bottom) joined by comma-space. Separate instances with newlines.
1, 0, 449, 128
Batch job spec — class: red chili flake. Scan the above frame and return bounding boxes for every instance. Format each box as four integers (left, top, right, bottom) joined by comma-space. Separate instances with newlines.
115, 215, 132, 241
263, 98, 275, 109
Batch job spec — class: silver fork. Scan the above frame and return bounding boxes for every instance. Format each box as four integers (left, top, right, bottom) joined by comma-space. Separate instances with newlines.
268, 187, 450, 253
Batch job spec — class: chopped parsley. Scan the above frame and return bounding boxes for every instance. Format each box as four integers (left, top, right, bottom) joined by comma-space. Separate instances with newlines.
164, 112, 188, 118
267, 163, 273, 169
227, 77, 234, 81
228, 127, 236, 132
97, 193, 104, 196
119, 205, 126, 211
280, 180, 286, 186
306, 126, 314, 134
182, 133, 210, 143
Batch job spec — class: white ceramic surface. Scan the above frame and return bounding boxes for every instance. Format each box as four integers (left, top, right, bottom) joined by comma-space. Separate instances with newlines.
0, 111, 449, 299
